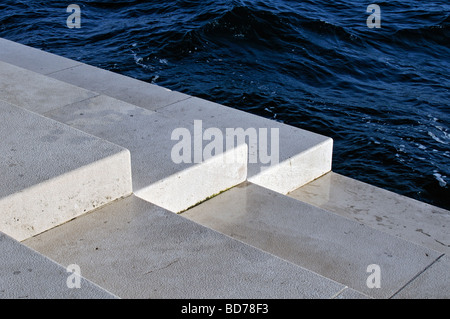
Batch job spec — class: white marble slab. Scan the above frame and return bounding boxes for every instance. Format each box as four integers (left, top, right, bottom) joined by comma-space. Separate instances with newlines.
0, 101, 132, 241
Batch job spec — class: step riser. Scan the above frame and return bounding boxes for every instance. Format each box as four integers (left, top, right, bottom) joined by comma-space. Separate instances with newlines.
248, 139, 333, 194
135, 143, 248, 213
1, 153, 132, 241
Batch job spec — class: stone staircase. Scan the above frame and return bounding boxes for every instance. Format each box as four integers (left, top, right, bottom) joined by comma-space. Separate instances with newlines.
0, 38, 448, 299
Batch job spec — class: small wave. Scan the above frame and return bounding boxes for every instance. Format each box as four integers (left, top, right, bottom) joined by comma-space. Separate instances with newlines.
131, 51, 154, 70
428, 131, 449, 145
433, 172, 448, 187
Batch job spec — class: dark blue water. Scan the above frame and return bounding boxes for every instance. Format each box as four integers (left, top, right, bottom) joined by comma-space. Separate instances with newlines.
1, 0, 449, 210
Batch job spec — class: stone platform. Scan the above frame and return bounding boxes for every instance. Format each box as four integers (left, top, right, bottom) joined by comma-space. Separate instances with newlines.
0, 38, 448, 299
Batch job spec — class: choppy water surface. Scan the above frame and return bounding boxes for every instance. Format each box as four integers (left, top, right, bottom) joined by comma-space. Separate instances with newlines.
1, 0, 449, 209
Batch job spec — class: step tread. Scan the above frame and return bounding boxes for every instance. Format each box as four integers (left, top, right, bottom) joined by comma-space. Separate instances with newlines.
0, 232, 116, 299
48, 63, 190, 111
0, 38, 83, 75
0, 61, 97, 114
289, 172, 450, 255
392, 254, 449, 299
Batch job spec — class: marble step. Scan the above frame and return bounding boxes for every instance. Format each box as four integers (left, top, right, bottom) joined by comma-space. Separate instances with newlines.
0, 101, 132, 241
0, 232, 117, 299
23, 195, 368, 299
181, 182, 444, 299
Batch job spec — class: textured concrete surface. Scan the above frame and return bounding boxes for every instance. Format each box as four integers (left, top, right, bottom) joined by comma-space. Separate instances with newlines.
0, 61, 97, 114
0, 101, 132, 241
182, 182, 441, 298
24, 196, 351, 299
0, 232, 116, 299
48, 63, 190, 111
158, 97, 333, 194
392, 254, 449, 299
289, 172, 450, 255
45, 94, 247, 213
0, 38, 83, 75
